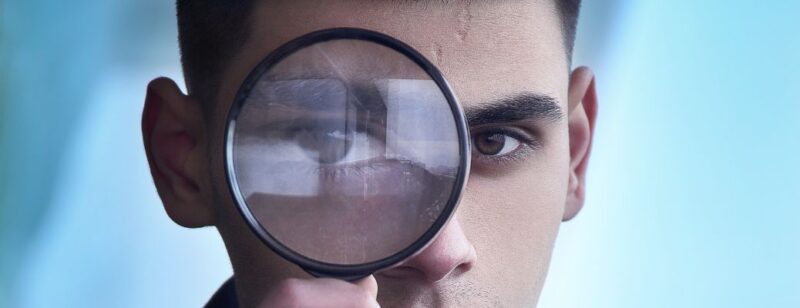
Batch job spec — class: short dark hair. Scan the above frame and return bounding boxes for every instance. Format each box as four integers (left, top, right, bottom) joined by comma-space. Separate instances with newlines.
176, 0, 582, 111
555, 0, 581, 60
176, 0, 255, 113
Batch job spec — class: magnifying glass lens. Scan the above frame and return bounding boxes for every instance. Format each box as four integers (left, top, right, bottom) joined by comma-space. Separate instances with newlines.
228, 30, 466, 273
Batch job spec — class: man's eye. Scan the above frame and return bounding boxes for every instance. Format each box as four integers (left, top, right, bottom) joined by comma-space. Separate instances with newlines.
294, 128, 352, 163
292, 127, 386, 164
472, 132, 522, 156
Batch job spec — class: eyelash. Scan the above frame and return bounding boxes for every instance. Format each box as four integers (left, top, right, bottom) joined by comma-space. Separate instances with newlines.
470, 127, 540, 166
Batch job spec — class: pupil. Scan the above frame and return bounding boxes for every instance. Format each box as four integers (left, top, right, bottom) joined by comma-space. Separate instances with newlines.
475, 133, 505, 155
297, 128, 350, 163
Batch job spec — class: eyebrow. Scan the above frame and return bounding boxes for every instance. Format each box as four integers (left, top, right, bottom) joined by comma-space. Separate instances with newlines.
464, 93, 564, 127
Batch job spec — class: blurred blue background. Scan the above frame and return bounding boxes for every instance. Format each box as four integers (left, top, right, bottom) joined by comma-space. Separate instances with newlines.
1, 1, 797, 307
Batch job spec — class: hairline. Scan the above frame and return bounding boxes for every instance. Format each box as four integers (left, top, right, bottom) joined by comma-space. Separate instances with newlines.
178, 0, 580, 118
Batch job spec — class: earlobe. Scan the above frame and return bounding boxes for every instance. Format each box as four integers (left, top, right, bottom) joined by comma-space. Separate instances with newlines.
142, 77, 215, 228
563, 67, 598, 221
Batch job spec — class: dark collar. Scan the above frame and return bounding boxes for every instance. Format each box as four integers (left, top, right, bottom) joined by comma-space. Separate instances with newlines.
205, 277, 239, 308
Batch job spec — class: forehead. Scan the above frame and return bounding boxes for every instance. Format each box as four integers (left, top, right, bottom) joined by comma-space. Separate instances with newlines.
219, 0, 568, 115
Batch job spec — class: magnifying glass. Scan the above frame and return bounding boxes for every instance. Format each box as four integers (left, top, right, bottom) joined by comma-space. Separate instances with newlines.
224, 28, 470, 280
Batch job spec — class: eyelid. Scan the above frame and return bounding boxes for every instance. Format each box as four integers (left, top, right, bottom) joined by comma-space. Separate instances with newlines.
251, 116, 388, 136
469, 125, 541, 167
470, 125, 539, 146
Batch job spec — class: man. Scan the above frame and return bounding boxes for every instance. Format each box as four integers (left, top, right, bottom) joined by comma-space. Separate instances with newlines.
142, 0, 597, 307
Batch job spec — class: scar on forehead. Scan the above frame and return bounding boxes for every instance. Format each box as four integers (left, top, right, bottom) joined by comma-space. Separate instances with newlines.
456, 3, 473, 42
431, 43, 444, 63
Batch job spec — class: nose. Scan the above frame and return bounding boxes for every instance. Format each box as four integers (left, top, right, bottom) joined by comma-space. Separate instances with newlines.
384, 218, 477, 282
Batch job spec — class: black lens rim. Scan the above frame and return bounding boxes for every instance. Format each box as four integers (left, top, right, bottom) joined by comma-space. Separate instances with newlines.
223, 27, 471, 279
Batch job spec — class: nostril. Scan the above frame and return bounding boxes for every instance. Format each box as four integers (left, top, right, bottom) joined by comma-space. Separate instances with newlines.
455, 244, 478, 274
422, 253, 463, 282
390, 219, 477, 282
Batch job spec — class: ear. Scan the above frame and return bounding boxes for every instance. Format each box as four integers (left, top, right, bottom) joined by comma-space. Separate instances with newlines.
142, 77, 215, 228
563, 67, 598, 221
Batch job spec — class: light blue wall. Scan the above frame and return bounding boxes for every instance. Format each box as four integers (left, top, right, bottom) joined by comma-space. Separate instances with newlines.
0, 1, 231, 307
1, 1, 797, 307
542, 1, 800, 307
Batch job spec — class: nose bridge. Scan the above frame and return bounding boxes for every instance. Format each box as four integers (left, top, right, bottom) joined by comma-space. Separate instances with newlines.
403, 216, 477, 282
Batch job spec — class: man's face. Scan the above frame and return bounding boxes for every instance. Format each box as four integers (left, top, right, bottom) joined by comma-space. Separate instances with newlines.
205, 1, 576, 307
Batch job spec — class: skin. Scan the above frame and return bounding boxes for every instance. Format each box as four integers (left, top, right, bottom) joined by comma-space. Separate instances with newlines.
142, 0, 598, 307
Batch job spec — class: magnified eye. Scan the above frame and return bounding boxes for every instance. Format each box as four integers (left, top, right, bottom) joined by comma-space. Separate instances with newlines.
472, 131, 522, 156
292, 126, 383, 164
294, 127, 351, 163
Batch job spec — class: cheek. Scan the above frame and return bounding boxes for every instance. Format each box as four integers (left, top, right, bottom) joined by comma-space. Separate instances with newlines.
457, 131, 570, 296
205, 121, 280, 270
461, 129, 570, 246
460, 165, 567, 258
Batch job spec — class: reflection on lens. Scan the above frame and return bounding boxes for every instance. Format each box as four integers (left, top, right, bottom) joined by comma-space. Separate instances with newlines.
230, 37, 462, 265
